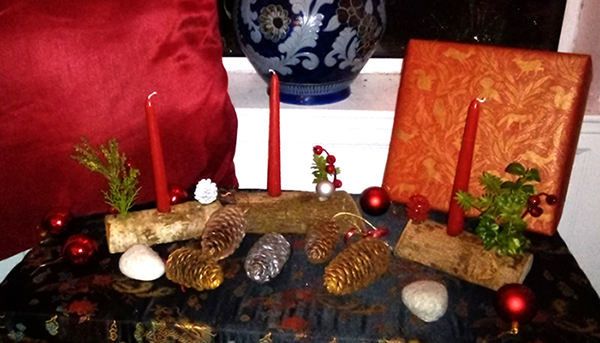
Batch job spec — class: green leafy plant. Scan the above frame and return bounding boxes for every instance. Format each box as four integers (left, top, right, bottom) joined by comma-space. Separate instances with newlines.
456, 162, 541, 256
71, 137, 141, 217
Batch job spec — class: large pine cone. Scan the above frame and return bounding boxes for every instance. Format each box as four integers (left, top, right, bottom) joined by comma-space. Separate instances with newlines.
201, 205, 246, 260
324, 238, 390, 295
165, 247, 223, 291
305, 220, 340, 264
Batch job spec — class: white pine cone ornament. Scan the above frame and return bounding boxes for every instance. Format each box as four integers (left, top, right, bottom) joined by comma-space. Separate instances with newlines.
194, 178, 218, 204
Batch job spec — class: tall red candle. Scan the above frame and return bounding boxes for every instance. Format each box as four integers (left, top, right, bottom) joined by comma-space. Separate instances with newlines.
145, 92, 171, 213
267, 70, 281, 197
447, 98, 485, 236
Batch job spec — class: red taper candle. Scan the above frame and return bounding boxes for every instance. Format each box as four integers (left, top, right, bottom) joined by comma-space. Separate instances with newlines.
267, 70, 282, 197
447, 98, 485, 236
145, 92, 171, 213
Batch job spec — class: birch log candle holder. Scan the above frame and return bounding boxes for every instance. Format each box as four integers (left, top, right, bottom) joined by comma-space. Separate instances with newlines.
395, 220, 533, 290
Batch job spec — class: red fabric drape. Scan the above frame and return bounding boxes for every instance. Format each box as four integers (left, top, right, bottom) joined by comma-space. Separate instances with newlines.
0, 0, 238, 259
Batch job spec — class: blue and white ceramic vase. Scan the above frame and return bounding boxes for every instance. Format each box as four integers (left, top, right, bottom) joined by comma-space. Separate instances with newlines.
233, 0, 386, 105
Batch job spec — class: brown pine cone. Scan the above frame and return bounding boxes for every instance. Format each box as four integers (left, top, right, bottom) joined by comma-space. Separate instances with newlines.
201, 205, 246, 260
324, 237, 390, 295
305, 220, 340, 264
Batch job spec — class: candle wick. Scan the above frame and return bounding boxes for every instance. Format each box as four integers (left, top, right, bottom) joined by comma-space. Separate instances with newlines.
147, 92, 158, 101
477, 97, 486, 103
268, 69, 276, 75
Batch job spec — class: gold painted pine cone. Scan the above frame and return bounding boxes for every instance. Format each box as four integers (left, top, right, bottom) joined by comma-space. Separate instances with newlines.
324, 237, 390, 295
305, 220, 340, 264
201, 205, 246, 260
165, 247, 224, 291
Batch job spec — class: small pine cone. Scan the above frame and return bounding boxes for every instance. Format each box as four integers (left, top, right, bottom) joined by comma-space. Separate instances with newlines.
245, 233, 291, 283
201, 205, 246, 260
165, 247, 224, 291
305, 221, 340, 264
324, 237, 390, 295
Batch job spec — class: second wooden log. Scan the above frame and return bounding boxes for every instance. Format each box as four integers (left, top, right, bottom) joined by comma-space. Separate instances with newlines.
395, 220, 533, 290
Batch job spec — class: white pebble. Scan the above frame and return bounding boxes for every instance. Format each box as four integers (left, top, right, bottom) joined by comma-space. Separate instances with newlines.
119, 244, 165, 281
402, 280, 448, 322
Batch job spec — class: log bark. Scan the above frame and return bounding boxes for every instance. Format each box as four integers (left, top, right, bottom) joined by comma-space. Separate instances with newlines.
105, 201, 221, 253
238, 190, 362, 234
394, 220, 533, 290
105, 190, 361, 254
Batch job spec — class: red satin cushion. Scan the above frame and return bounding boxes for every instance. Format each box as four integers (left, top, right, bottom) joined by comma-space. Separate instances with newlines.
0, 0, 238, 259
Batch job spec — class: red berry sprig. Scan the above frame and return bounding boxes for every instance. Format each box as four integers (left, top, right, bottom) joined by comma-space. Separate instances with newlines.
312, 145, 342, 188
525, 193, 558, 218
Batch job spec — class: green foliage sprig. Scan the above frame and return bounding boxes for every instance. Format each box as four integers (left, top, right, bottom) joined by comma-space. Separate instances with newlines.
311, 154, 340, 184
71, 137, 141, 217
456, 162, 540, 256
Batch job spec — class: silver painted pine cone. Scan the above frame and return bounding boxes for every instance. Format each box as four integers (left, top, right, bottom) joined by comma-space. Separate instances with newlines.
245, 233, 291, 283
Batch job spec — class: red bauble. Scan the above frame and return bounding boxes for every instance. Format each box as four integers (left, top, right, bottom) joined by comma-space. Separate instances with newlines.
42, 207, 72, 236
360, 187, 391, 216
168, 185, 189, 205
405, 194, 430, 222
63, 234, 98, 265
495, 284, 537, 325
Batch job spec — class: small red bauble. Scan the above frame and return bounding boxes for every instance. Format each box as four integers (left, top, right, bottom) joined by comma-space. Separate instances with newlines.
313, 145, 323, 155
546, 194, 558, 205
42, 207, 72, 236
326, 165, 335, 174
406, 194, 430, 222
63, 234, 98, 265
168, 185, 189, 205
333, 179, 342, 188
495, 284, 537, 325
527, 195, 541, 207
360, 186, 391, 216
326, 155, 336, 164
529, 206, 543, 217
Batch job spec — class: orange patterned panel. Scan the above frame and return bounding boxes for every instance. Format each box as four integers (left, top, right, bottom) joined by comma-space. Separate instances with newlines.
383, 40, 592, 235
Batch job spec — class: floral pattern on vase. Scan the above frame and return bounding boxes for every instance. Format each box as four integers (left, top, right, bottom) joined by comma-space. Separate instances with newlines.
234, 0, 386, 104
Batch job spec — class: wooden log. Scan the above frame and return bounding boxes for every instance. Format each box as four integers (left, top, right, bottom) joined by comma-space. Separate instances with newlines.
105, 190, 361, 254
105, 201, 221, 253
394, 220, 533, 290
239, 190, 362, 234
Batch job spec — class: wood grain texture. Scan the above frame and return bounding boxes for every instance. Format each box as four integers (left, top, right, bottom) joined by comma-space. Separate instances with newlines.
239, 190, 362, 234
395, 220, 533, 290
105, 201, 222, 253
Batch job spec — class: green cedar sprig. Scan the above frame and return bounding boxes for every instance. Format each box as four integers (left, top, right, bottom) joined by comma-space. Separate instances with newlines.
456, 162, 540, 256
71, 137, 141, 217
311, 154, 341, 184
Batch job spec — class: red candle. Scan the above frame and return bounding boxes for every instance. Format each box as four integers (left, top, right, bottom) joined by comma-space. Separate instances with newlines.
447, 98, 485, 236
267, 70, 282, 197
145, 92, 171, 213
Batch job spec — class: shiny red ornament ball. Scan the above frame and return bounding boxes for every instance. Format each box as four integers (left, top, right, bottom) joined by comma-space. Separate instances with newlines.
313, 145, 323, 155
360, 187, 391, 216
42, 207, 73, 236
333, 179, 343, 188
495, 284, 537, 324
406, 194, 430, 222
63, 234, 98, 265
168, 185, 189, 205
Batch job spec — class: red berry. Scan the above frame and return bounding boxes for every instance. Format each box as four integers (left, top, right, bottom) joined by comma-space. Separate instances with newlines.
529, 206, 543, 217
325, 165, 335, 174
326, 155, 336, 164
528, 195, 541, 207
546, 194, 558, 205
313, 145, 323, 155
333, 179, 342, 188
